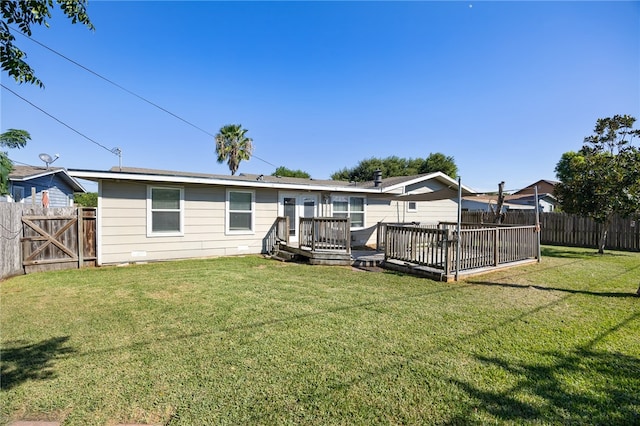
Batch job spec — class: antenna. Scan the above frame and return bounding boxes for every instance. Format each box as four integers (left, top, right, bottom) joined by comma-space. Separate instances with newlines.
39, 153, 59, 169
111, 147, 122, 170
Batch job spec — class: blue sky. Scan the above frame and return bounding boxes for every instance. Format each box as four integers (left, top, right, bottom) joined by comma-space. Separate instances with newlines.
2, 1, 639, 193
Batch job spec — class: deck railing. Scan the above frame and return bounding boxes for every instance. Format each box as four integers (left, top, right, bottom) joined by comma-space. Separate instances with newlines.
299, 217, 351, 253
385, 223, 538, 277
457, 225, 537, 270
384, 224, 451, 270
263, 216, 290, 254
376, 222, 440, 251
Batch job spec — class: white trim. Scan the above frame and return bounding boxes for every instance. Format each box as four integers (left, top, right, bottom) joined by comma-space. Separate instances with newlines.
69, 169, 386, 194
11, 168, 86, 192
383, 172, 476, 194
406, 201, 417, 213
69, 169, 476, 196
97, 180, 103, 266
146, 185, 184, 237
278, 192, 319, 242
226, 189, 255, 235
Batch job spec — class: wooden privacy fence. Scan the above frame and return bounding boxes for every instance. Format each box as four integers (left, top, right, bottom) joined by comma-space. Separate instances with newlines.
299, 217, 351, 253
462, 211, 640, 252
384, 222, 539, 280
1, 204, 96, 279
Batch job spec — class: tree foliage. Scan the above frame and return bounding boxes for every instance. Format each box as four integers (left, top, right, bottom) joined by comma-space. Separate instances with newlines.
0, 128, 30, 195
554, 114, 640, 253
272, 166, 310, 179
331, 153, 458, 182
215, 124, 253, 175
1, 0, 94, 87
74, 191, 97, 207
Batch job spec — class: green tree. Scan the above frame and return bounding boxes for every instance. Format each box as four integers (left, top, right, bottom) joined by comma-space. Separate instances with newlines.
554, 114, 640, 254
0, 128, 30, 195
1, 0, 94, 87
272, 166, 310, 179
215, 124, 253, 175
420, 152, 458, 178
331, 153, 458, 182
74, 192, 97, 207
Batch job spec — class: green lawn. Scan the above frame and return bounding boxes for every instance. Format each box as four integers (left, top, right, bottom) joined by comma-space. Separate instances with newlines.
1, 246, 639, 425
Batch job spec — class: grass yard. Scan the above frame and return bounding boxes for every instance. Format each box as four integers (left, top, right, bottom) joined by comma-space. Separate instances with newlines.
1, 246, 639, 425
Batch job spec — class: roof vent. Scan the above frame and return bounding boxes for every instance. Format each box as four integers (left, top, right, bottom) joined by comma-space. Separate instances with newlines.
374, 169, 383, 187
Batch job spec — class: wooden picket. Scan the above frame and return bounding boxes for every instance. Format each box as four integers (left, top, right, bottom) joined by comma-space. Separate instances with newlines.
461, 211, 640, 251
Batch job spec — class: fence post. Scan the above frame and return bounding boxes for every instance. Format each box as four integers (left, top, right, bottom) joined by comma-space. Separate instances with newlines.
494, 228, 499, 266
77, 207, 84, 269
445, 229, 453, 276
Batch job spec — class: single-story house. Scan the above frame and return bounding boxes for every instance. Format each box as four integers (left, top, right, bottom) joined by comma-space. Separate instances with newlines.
68, 167, 475, 266
1, 165, 86, 207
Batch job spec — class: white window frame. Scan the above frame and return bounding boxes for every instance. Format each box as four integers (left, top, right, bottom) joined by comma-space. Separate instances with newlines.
226, 189, 255, 235
331, 195, 366, 230
406, 201, 417, 212
146, 185, 184, 237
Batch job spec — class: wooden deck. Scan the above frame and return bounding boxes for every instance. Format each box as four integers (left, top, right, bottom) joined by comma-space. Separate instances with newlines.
268, 217, 353, 266
266, 217, 540, 277
383, 222, 540, 281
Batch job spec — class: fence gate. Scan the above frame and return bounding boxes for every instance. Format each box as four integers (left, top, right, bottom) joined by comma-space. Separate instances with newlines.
21, 207, 97, 274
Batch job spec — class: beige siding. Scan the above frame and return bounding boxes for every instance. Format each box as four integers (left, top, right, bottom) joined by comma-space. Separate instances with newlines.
99, 181, 279, 264
351, 180, 459, 247
98, 178, 461, 263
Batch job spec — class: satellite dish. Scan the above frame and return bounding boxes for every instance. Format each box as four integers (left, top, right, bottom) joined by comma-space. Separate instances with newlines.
39, 153, 53, 163
39, 153, 59, 169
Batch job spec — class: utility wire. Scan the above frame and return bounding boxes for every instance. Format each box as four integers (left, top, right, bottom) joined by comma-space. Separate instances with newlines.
1, 83, 116, 155
11, 27, 279, 170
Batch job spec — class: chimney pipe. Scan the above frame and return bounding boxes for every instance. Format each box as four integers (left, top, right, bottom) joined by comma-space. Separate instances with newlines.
374, 169, 383, 187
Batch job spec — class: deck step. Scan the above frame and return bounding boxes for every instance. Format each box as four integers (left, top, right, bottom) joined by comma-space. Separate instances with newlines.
271, 250, 297, 262
352, 258, 383, 268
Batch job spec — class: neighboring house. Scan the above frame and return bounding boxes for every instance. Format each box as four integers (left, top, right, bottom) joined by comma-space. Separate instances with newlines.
462, 194, 536, 213
513, 179, 559, 212
462, 179, 558, 213
68, 167, 475, 266
1, 165, 86, 207
514, 179, 558, 196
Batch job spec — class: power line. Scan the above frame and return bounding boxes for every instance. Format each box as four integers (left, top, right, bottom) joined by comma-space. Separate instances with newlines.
11, 26, 279, 170
1, 83, 117, 155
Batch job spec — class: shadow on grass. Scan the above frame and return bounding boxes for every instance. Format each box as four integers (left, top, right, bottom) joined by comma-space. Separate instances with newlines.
467, 280, 638, 298
447, 313, 640, 425
0, 336, 75, 391
541, 246, 629, 259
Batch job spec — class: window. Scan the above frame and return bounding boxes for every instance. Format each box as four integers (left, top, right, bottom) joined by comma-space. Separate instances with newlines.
227, 190, 254, 234
12, 186, 24, 203
147, 186, 183, 236
407, 201, 417, 212
332, 195, 365, 228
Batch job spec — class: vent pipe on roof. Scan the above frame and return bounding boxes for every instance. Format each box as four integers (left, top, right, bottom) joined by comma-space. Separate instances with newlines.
374, 169, 383, 187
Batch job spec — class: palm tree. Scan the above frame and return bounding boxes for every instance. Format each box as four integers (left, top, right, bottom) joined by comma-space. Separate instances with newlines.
215, 124, 253, 175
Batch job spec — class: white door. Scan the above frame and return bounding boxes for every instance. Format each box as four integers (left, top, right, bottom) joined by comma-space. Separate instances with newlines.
279, 193, 318, 243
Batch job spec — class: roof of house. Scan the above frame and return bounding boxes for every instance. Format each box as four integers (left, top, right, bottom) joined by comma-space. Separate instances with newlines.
9, 165, 86, 192
68, 166, 475, 196
513, 179, 559, 195
462, 195, 535, 210
463, 191, 556, 207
